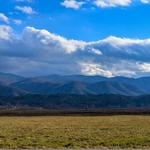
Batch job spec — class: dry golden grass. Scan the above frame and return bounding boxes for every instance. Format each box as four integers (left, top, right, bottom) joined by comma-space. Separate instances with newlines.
0, 116, 150, 148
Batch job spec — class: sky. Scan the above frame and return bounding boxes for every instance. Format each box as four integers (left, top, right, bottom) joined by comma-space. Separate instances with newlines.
1, 0, 150, 77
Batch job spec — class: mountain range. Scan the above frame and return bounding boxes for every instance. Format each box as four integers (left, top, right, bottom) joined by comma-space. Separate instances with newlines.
0, 72, 150, 96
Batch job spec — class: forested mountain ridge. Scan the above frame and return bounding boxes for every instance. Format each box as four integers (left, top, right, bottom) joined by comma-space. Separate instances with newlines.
0, 73, 150, 96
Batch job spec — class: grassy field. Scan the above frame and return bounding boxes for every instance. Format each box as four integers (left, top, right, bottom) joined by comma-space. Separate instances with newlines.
0, 116, 150, 149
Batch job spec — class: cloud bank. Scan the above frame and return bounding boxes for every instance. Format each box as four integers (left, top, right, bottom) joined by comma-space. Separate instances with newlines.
0, 25, 150, 77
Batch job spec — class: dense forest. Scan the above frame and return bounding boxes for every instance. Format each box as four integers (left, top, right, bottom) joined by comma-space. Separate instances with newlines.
0, 94, 150, 109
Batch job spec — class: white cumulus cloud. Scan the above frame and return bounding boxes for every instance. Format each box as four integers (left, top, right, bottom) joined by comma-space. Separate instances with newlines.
0, 25, 12, 40
12, 19, 22, 25
140, 0, 150, 4
94, 0, 132, 8
23, 26, 86, 54
15, 6, 36, 14
0, 13, 9, 24
80, 62, 113, 77
61, 0, 85, 9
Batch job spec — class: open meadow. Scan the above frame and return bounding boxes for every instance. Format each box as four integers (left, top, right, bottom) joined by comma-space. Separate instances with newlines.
0, 116, 150, 149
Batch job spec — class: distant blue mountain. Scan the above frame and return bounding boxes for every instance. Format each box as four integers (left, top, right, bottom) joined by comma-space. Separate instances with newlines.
0, 72, 25, 85
22, 74, 107, 83
0, 83, 27, 96
0, 73, 150, 96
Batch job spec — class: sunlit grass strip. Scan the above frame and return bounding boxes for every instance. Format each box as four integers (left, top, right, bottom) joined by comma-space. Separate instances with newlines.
0, 116, 150, 148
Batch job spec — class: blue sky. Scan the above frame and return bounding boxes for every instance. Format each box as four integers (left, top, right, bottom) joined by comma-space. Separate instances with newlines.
1, 0, 150, 41
1, 0, 150, 77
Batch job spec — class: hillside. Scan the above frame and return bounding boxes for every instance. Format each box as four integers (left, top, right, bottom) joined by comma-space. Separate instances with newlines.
0, 72, 25, 85
0, 84, 27, 96
0, 73, 149, 96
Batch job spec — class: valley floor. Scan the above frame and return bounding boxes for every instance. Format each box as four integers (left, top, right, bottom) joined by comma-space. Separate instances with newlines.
0, 116, 150, 149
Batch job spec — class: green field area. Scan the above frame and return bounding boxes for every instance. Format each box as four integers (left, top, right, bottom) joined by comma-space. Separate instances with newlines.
0, 116, 150, 149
